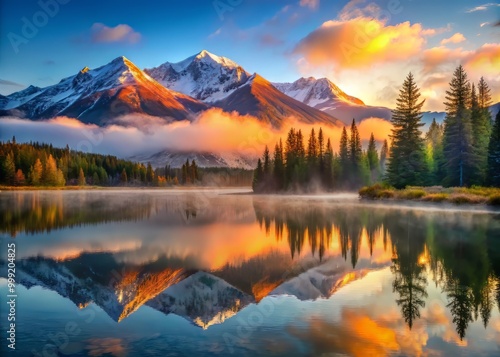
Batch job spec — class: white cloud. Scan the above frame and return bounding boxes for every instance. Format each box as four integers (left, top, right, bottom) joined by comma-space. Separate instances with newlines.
466, 3, 500, 13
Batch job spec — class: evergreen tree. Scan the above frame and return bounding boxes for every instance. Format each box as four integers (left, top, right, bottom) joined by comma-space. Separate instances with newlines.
92, 172, 100, 185
324, 138, 334, 189
190, 160, 198, 182
380, 139, 389, 174
349, 119, 363, 187
273, 140, 285, 191
146, 162, 154, 184
3, 152, 16, 185
367, 133, 380, 183
488, 111, 500, 186
43, 154, 59, 186
339, 127, 350, 186
252, 158, 263, 192
318, 128, 325, 175
262, 145, 271, 176
78, 168, 86, 186
307, 128, 318, 178
426, 119, 445, 184
120, 168, 128, 185
470, 78, 493, 185
443, 65, 474, 187
386, 72, 427, 188
29, 158, 43, 185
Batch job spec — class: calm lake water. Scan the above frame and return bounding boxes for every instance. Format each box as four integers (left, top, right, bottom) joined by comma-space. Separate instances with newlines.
1, 189, 500, 357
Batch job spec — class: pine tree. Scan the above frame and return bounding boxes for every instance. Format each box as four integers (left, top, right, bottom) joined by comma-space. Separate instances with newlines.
478, 77, 492, 110
386, 72, 427, 188
3, 152, 16, 185
146, 163, 154, 184
318, 128, 325, 175
307, 128, 318, 175
339, 127, 349, 186
443, 65, 474, 187
181, 163, 187, 184
253, 158, 263, 192
29, 158, 43, 186
470, 78, 493, 185
263, 145, 271, 176
43, 154, 59, 186
190, 160, 198, 182
78, 168, 86, 186
349, 119, 363, 187
367, 133, 380, 183
120, 168, 128, 185
92, 172, 100, 186
426, 119, 445, 184
488, 111, 500, 186
380, 139, 389, 174
273, 140, 285, 191
324, 138, 334, 189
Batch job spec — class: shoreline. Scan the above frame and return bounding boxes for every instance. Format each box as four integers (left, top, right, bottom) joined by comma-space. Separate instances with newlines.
359, 184, 500, 207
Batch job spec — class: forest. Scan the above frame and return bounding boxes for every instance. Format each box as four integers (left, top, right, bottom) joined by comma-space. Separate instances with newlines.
253, 65, 500, 192
0, 140, 252, 187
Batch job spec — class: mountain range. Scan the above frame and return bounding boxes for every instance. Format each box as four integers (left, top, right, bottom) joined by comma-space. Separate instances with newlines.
1, 50, 498, 167
3, 251, 386, 329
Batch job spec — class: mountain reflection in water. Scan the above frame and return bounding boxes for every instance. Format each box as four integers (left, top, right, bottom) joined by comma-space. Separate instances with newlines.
1, 190, 500, 356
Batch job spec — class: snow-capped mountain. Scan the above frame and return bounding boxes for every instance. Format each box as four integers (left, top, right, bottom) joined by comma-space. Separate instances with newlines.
214, 74, 343, 128
131, 149, 256, 169
148, 271, 254, 329
273, 77, 364, 107
145, 50, 251, 103
274, 77, 391, 125
0, 56, 207, 125
146, 51, 342, 128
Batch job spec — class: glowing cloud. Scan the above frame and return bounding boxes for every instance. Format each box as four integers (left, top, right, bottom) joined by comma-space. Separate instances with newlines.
440, 33, 466, 45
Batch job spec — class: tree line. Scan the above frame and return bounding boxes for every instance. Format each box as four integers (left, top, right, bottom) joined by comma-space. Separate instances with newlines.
252, 123, 387, 192
253, 66, 499, 192
0, 140, 201, 187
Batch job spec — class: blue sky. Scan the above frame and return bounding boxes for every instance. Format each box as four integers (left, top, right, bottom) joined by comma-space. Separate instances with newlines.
0, 0, 498, 109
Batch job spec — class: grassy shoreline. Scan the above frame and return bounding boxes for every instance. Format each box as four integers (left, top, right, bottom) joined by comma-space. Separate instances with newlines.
359, 184, 500, 206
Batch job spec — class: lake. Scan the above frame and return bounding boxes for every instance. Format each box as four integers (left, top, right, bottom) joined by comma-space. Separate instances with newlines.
1, 189, 500, 357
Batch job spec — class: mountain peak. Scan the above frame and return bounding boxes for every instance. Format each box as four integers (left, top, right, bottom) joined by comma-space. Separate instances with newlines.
145, 51, 250, 103
193, 50, 239, 69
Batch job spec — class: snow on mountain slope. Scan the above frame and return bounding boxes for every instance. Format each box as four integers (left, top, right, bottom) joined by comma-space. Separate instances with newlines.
145, 50, 251, 103
214, 74, 343, 128
148, 271, 254, 329
273, 77, 391, 125
130, 149, 256, 169
0, 56, 208, 125
270, 256, 389, 301
273, 77, 364, 108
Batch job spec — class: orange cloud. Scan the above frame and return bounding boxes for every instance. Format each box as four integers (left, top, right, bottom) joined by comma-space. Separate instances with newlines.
463, 43, 500, 73
421, 46, 469, 73
440, 33, 466, 45
294, 17, 428, 69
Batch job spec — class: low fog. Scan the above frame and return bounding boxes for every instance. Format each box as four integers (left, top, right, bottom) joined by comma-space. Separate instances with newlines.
0, 108, 392, 159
